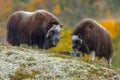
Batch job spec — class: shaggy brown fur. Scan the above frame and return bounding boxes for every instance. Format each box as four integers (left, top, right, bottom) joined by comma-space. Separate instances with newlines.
72, 18, 114, 64
6, 10, 62, 49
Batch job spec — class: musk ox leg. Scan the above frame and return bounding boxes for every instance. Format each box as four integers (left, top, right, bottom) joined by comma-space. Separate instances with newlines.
30, 32, 44, 49
37, 38, 45, 49
29, 33, 37, 48
106, 58, 112, 66
89, 51, 95, 61
6, 14, 21, 46
7, 30, 20, 46
43, 38, 53, 50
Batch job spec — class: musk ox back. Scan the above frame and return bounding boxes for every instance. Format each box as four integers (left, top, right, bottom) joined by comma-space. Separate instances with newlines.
6, 10, 63, 50
72, 18, 113, 65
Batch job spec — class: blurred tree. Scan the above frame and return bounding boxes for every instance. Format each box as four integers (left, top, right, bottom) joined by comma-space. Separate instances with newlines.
59, 0, 66, 10
0, 0, 120, 28
0, 0, 13, 20
13, 0, 29, 2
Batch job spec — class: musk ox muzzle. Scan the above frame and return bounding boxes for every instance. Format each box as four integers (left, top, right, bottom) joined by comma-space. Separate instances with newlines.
51, 34, 60, 46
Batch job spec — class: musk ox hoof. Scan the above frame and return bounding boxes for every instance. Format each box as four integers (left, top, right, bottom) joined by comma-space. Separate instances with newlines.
70, 51, 80, 57
62, 51, 80, 57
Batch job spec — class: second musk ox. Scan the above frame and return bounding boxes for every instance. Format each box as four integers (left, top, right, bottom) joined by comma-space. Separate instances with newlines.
6, 10, 63, 50
72, 18, 114, 65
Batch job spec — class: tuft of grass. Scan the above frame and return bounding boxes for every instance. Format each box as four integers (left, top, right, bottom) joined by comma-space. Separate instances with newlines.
8, 64, 37, 80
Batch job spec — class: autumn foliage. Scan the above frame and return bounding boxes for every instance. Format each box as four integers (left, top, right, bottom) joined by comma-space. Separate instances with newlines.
100, 19, 118, 38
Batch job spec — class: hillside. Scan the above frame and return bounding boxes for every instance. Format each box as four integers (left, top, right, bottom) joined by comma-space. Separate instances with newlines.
0, 46, 120, 80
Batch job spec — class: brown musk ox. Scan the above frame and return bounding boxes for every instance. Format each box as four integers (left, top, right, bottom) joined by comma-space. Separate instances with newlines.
6, 10, 63, 50
72, 18, 114, 65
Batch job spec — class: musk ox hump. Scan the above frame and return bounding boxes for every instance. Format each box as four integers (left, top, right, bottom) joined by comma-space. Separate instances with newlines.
35, 9, 59, 22
80, 18, 107, 31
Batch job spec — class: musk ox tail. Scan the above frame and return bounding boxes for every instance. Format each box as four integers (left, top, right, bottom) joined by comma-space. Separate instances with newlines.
6, 13, 22, 46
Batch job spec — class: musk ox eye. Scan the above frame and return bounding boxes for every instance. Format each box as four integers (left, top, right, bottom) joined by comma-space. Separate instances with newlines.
78, 33, 83, 38
49, 31, 54, 37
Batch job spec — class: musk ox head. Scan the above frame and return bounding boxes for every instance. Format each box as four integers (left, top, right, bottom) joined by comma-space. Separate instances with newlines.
72, 34, 83, 51
43, 24, 63, 49
72, 34, 90, 54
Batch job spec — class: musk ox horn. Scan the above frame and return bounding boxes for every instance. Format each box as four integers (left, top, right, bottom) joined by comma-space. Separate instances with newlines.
46, 24, 61, 38
79, 39, 83, 44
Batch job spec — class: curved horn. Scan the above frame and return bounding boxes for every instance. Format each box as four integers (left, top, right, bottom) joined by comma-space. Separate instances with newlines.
45, 25, 56, 38
45, 31, 50, 38
79, 39, 83, 44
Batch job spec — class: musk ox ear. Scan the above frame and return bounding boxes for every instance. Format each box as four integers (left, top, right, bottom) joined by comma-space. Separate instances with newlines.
60, 24, 63, 28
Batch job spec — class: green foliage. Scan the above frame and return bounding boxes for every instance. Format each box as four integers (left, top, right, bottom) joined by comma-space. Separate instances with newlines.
112, 22, 120, 67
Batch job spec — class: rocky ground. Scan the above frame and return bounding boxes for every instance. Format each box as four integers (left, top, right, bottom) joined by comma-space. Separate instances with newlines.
0, 46, 120, 80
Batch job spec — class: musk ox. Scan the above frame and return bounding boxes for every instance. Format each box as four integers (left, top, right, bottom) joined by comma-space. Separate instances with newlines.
72, 18, 113, 65
6, 10, 63, 50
